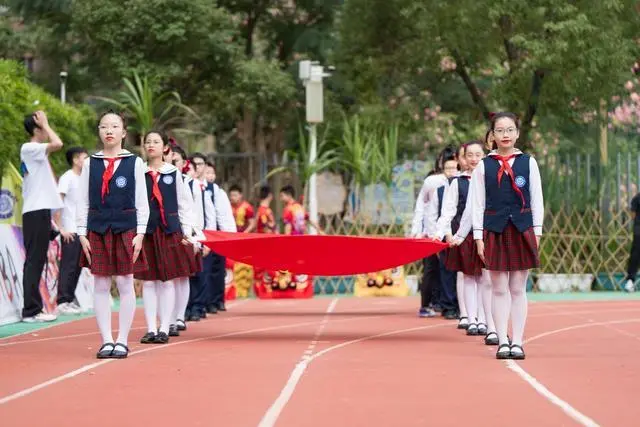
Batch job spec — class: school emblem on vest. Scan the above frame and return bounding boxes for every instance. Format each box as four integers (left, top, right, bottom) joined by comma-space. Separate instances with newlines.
115, 176, 127, 188
162, 175, 174, 185
515, 175, 526, 188
0, 190, 15, 219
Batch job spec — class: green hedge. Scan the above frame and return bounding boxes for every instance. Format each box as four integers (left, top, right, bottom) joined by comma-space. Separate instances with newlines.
0, 60, 96, 178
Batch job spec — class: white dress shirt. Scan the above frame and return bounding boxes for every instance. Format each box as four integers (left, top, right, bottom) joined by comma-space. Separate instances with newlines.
145, 163, 193, 238
208, 183, 237, 232
410, 173, 448, 237
435, 171, 472, 240
76, 150, 149, 236
471, 150, 544, 240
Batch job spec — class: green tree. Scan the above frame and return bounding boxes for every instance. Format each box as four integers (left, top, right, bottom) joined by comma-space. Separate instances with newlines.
0, 60, 96, 178
91, 71, 199, 152
335, 0, 640, 151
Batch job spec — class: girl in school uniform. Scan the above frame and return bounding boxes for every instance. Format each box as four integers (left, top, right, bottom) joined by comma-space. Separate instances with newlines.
436, 140, 491, 340
471, 112, 544, 360
450, 135, 498, 346
77, 111, 149, 359
135, 131, 198, 344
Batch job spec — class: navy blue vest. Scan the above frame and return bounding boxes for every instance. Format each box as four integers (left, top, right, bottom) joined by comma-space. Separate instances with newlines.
145, 170, 181, 234
483, 154, 533, 233
451, 175, 470, 234
437, 185, 445, 219
87, 156, 137, 234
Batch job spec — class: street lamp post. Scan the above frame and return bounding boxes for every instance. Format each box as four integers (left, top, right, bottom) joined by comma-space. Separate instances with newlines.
59, 71, 68, 104
299, 60, 331, 235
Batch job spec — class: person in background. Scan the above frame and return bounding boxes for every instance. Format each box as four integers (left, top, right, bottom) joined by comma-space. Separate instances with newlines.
55, 146, 88, 315
410, 146, 455, 318
624, 191, 640, 292
185, 153, 216, 321
204, 161, 236, 313
425, 152, 459, 320
20, 111, 64, 323
228, 184, 256, 233
249, 185, 276, 234
279, 185, 321, 235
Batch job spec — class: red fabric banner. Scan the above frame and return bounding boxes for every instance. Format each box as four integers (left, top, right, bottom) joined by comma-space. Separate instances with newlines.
202, 231, 448, 276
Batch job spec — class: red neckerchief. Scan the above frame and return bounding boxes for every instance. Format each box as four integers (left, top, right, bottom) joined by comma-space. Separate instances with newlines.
147, 170, 167, 226
101, 157, 119, 204
493, 154, 526, 210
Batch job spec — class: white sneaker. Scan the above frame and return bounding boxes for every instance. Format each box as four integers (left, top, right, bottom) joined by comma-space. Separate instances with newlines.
57, 302, 81, 315
624, 279, 635, 293
22, 312, 57, 323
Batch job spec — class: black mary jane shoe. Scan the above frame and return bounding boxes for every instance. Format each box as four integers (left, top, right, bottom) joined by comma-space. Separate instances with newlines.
496, 343, 511, 359
176, 319, 187, 331
111, 343, 129, 359
140, 332, 156, 344
96, 343, 115, 359
168, 324, 180, 337
484, 332, 499, 346
477, 323, 488, 335
457, 317, 469, 330
510, 344, 526, 360
466, 323, 479, 336
154, 332, 169, 344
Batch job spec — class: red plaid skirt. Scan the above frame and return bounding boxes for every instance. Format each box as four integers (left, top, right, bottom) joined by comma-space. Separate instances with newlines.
80, 229, 148, 276
133, 228, 193, 281
186, 247, 203, 276
445, 234, 483, 276
484, 223, 539, 271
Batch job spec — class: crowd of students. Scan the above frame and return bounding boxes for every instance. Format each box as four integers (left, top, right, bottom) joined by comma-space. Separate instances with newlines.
411, 112, 544, 360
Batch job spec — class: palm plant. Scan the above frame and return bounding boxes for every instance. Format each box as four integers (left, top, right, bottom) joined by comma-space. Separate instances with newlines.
90, 71, 199, 151
265, 122, 339, 205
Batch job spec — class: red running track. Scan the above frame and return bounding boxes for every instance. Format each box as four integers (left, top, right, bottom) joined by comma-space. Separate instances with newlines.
1, 297, 639, 427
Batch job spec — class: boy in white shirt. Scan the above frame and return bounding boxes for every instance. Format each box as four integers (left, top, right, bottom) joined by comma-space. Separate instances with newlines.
19, 111, 64, 322
55, 147, 88, 314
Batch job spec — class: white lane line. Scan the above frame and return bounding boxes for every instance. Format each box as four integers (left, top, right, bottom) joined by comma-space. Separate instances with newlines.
0, 307, 385, 406
502, 318, 640, 427
257, 321, 451, 427
258, 298, 338, 427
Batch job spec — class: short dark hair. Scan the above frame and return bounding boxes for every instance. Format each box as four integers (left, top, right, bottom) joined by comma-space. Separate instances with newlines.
171, 145, 187, 161
65, 146, 88, 166
280, 185, 295, 197
24, 114, 41, 136
205, 161, 215, 169
190, 152, 206, 163
259, 185, 272, 200
229, 184, 242, 194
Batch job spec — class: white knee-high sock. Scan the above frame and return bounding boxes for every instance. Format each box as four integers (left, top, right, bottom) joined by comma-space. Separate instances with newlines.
457, 272, 467, 317
490, 271, 511, 345
509, 270, 529, 346
480, 270, 496, 333
463, 274, 478, 323
115, 274, 136, 346
94, 276, 113, 344
143, 281, 158, 333
476, 277, 486, 325
157, 281, 175, 334
172, 276, 190, 323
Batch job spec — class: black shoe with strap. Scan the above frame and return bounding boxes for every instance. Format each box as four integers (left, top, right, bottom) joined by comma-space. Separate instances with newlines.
111, 343, 129, 359
496, 343, 511, 359
510, 344, 526, 360
140, 332, 156, 344
154, 332, 169, 344
96, 343, 115, 359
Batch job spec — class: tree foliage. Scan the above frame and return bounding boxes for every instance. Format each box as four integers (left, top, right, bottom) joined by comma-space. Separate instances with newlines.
0, 60, 96, 176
